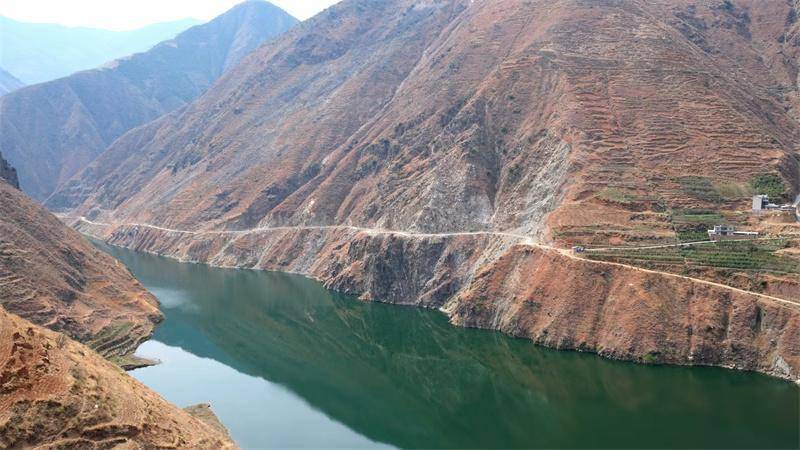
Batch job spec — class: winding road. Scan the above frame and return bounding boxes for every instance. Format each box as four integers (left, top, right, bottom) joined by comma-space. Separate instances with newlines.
66, 216, 800, 308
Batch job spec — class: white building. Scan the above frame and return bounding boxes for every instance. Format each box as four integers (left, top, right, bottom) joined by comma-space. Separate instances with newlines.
707, 225, 759, 241
752, 195, 769, 212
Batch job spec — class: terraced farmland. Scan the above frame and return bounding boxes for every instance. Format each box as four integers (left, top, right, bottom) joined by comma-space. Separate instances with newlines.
586, 239, 800, 275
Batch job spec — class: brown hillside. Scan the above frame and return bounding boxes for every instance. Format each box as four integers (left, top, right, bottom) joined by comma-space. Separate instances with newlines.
1, 1, 297, 201
0, 181, 161, 362
53, 0, 800, 379
53, 0, 799, 235
0, 308, 236, 449
72, 222, 800, 382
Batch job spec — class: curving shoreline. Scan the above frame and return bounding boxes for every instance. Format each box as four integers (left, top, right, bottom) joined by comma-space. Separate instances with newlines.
74, 217, 800, 384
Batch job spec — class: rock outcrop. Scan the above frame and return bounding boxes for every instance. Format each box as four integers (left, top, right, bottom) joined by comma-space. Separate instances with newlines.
1, 0, 297, 200
0, 152, 18, 189
0, 181, 162, 363
0, 308, 236, 449
53, 0, 800, 380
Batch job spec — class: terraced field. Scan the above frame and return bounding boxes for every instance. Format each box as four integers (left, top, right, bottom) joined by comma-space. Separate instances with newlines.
586, 239, 800, 275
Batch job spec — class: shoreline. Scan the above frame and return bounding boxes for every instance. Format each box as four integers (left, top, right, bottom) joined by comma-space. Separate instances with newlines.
84, 231, 800, 385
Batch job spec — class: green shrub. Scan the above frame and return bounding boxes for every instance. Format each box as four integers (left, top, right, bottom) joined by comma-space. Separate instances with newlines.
598, 188, 637, 204
750, 174, 788, 201
642, 352, 658, 364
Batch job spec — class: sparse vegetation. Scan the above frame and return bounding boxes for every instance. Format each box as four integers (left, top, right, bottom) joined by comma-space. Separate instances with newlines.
722, 0, 734, 12
677, 176, 721, 203
598, 188, 638, 204
586, 239, 800, 275
714, 181, 753, 200
642, 352, 659, 364
506, 164, 524, 184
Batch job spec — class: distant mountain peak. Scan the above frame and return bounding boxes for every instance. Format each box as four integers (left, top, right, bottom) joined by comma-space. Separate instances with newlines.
0, 16, 202, 84
0, 0, 297, 201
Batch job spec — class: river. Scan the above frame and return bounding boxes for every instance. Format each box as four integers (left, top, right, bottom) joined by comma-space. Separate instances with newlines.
95, 242, 800, 449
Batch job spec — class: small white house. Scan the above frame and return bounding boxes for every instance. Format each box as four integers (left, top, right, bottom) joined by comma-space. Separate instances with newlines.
752, 195, 769, 212
707, 225, 759, 241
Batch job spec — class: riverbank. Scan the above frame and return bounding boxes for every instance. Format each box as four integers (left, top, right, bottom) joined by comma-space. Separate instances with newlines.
76, 218, 800, 383
101, 243, 800, 449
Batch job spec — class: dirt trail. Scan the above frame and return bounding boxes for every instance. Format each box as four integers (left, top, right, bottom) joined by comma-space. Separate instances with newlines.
66, 216, 800, 308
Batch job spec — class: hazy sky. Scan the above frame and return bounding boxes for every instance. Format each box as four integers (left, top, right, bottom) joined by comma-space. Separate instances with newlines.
0, 0, 340, 30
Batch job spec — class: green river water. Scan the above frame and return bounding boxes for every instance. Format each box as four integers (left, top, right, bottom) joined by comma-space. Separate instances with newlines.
95, 242, 800, 449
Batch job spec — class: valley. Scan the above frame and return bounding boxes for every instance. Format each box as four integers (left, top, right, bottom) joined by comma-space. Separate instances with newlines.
0, 1, 298, 200
1, 0, 800, 447
101, 242, 800, 449
70, 213, 800, 382
42, 0, 800, 383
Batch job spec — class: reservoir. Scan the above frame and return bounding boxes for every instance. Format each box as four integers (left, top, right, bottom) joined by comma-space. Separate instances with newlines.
96, 242, 800, 449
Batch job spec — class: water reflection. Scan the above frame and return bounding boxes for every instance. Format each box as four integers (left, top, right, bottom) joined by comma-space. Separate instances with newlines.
96, 242, 800, 449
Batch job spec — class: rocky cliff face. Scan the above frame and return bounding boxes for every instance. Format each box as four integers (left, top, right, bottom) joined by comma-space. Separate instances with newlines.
0, 308, 236, 449
0, 181, 162, 362
54, 0, 800, 380
73, 221, 800, 382
0, 1, 297, 200
0, 152, 18, 189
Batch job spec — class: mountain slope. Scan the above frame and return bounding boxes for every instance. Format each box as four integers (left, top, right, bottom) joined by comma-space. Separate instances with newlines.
0, 68, 23, 96
0, 308, 236, 449
1, 0, 297, 201
55, 0, 800, 380
54, 0, 799, 231
0, 179, 162, 362
0, 151, 18, 188
0, 16, 200, 84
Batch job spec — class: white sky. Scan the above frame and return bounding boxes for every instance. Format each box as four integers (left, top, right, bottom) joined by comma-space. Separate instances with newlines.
0, 0, 340, 30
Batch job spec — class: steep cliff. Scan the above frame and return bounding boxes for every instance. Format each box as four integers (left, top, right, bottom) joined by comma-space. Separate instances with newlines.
0, 308, 236, 449
0, 181, 162, 362
55, 0, 800, 380
1, 1, 297, 200
72, 221, 800, 382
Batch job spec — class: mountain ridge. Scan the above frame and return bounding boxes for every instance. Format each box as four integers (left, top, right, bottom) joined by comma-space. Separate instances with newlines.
0, 15, 201, 84
0, 67, 24, 96
52, 0, 800, 380
50, 2, 800, 231
1, 0, 298, 200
